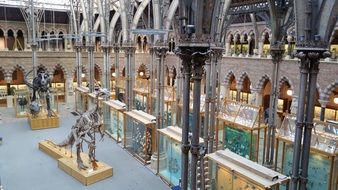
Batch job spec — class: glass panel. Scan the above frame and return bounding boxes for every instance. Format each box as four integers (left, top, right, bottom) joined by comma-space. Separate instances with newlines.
223, 126, 257, 160
234, 105, 259, 128
218, 101, 241, 122
15, 90, 29, 117
283, 144, 331, 190
277, 115, 297, 141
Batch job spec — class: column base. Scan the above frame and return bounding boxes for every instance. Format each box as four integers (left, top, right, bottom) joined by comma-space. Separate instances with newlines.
150, 151, 167, 171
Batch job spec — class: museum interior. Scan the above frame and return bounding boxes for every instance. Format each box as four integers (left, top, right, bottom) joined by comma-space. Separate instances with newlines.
0, 0, 337, 190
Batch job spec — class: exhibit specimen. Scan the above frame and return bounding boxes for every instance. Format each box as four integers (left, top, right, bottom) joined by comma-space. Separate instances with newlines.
58, 88, 110, 170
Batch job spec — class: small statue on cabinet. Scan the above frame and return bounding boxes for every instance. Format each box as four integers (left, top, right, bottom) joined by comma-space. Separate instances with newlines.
58, 88, 109, 170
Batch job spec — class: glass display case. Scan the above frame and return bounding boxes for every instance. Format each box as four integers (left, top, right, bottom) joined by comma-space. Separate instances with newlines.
0, 88, 7, 107
14, 90, 29, 117
124, 110, 156, 164
116, 77, 126, 102
275, 115, 338, 190
134, 79, 150, 111
217, 100, 265, 161
208, 149, 290, 190
158, 126, 204, 187
74, 86, 89, 114
151, 86, 176, 127
51, 82, 65, 102
177, 93, 206, 135
103, 100, 126, 143
87, 91, 106, 110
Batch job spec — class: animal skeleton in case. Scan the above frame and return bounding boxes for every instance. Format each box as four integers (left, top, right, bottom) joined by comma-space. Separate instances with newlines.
58, 88, 109, 170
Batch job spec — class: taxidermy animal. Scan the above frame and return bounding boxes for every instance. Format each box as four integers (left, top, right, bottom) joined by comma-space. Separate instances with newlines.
24, 69, 54, 117
58, 88, 109, 170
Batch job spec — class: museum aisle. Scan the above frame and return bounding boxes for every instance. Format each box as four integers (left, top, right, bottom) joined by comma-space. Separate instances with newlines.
0, 104, 170, 190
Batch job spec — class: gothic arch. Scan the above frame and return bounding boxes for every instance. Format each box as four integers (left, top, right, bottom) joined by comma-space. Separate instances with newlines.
223, 71, 235, 86
255, 74, 271, 92
10, 65, 26, 76
137, 63, 150, 78
237, 72, 250, 88
278, 76, 293, 91
322, 79, 338, 100
53, 64, 68, 78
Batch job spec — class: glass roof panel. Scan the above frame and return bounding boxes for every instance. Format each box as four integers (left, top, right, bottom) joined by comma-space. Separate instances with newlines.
0, 0, 70, 11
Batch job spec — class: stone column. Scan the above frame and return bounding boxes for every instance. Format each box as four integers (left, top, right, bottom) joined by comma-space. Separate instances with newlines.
24, 35, 30, 51
239, 35, 245, 57
318, 99, 329, 121
151, 44, 168, 170
258, 35, 264, 57
285, 35, 293, 59
3, 33, 8, 51
225, 36, 231, 56
236, 84, 242, 102
5, 75, 13, 107
250, 88, 263, 106
246, 36, 252, 57
319, 99, 329, 121
264, 44, 284, 167
65, 76, 75, 107
47, 34, 51, 51
114, 45, 120, 96
13, 33, 18, 51
123, 45, 136, 111
267, 35, 272, 59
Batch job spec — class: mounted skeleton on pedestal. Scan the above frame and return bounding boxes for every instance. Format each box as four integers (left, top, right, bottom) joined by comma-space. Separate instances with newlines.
24, 68, 55, 117
58, 88, 109, 170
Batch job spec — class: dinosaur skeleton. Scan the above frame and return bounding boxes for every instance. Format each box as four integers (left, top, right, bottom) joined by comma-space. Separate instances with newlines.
58, 88, 109, 170
24, 69, 55, 117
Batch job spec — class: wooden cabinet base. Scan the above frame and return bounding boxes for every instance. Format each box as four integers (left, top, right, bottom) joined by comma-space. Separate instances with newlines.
39, 140, 71, 160
28, 114, 59, 130
58, 157, 113, 185
39, 140, 113, 185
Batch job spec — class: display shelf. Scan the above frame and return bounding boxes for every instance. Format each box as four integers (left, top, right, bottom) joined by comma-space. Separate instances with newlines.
14, 90, 29, 117
208, 149, 290, 190
75, 86, 89, 114
217, 100, 265, 161
275, 115, 338, 190
124, 110, 156, 164
158, 126, 203, 187
103, 100, 126, 143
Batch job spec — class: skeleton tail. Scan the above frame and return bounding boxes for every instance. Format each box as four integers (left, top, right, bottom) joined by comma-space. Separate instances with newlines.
24, 70, 34, 89
58, 131, 75, 147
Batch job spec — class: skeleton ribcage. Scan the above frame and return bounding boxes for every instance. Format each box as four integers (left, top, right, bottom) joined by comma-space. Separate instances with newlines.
76, 112, 101, 130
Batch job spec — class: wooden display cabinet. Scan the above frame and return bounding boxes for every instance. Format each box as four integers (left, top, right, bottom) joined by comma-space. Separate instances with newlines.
75, 86, 89, 114
134, 79, 150, 112
124, 110, 156, 164
208, 149, 290, 190
275, 115, 338, 190
157, 126, 203, 187
14, 90, 29, 118
217, 100, 266, 162
103, 100, 126, 143
151, 86, 176, 127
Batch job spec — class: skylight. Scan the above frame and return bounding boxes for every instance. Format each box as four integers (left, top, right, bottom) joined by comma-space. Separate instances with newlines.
0, 0, 70, 11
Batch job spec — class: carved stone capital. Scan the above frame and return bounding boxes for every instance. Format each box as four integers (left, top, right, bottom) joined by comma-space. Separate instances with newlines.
270, 44, 285, 64
122, 46, 136, 54
153, 44, 168, 57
